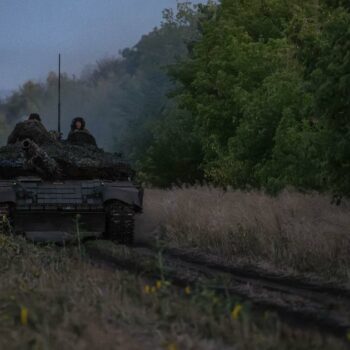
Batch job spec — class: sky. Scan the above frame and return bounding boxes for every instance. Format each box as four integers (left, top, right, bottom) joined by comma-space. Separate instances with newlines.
0, 0, 203, 93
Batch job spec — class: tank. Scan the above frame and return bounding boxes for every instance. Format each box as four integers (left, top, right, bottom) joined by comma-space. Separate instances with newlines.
0, 122, 143, 244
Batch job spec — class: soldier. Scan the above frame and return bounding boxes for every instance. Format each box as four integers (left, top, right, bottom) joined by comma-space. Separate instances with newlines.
67, 117, 97, 147
7, 113, 53, 145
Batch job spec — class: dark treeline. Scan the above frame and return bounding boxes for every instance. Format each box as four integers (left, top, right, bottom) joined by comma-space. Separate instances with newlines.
0, 1, 349, 195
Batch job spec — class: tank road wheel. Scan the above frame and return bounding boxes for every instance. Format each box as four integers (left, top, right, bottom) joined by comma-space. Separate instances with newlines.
105, 201, 135, 245
0, 204, 11, 235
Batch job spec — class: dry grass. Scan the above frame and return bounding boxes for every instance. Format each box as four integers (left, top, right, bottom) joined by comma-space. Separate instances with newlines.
0, 234, 346, 349
140, 187, 350, 281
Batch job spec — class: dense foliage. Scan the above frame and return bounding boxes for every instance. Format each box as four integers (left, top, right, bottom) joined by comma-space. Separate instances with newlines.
142, 0, 350, 195
0, 1, 349, 195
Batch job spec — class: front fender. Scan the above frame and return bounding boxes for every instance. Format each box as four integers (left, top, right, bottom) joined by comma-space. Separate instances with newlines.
103, 185, 143, 211
0, 184, 16, 204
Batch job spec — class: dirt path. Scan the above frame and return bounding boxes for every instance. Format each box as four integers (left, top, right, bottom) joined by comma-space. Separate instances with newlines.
85, 240, 350, 338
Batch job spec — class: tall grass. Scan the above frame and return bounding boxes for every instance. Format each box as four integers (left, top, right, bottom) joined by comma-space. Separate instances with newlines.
140, 187, 350, 280
2, 234, 343, 349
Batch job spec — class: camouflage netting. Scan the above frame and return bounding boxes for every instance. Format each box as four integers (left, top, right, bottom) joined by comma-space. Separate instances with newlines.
7, 120, 56, 146
0, 122, 133, 180
67, 130, 97, 147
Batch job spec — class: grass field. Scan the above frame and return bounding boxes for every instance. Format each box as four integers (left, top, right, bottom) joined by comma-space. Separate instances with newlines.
140, 187, 350, 282
0, 233, 347, 349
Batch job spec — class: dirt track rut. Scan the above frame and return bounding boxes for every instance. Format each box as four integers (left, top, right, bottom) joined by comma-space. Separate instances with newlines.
84, 240, 350, 338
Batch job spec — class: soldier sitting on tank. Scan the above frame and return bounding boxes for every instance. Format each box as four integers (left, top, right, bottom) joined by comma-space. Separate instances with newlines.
67, 117, 97, 147
7, 113, 54, 146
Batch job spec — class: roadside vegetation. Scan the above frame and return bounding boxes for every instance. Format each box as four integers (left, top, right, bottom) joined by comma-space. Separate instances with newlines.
0, 233, 347, 349
140, 0, 350, 196
141, 187, 350, 282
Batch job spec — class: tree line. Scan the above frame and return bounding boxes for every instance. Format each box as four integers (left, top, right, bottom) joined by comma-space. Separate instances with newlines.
0, 1, 349, 196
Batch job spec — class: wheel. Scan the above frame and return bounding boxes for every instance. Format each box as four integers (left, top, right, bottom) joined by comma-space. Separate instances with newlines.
105, 201, 134, 245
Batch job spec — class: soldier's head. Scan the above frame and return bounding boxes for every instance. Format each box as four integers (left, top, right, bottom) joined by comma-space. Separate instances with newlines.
71, 117, 85, 131
28, 113, 41, 122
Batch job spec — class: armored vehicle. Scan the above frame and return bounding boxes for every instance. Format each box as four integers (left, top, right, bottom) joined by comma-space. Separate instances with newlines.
0, 126, 143, 244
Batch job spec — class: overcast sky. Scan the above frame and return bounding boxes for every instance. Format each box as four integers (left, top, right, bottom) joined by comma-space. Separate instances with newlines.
0, 0, 203, 93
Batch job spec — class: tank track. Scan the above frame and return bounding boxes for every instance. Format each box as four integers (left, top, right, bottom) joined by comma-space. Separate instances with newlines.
0, 203, 11, 235
105, 201, 134, 245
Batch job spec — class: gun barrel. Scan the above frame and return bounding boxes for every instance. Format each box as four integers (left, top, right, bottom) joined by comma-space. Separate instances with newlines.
22, 139, 31, 151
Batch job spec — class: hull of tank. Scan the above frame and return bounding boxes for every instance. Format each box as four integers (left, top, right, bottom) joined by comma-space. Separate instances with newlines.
0, 177, 143, 242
